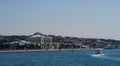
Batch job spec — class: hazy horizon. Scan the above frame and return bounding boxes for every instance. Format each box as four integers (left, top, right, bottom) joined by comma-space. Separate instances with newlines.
0, 0, 120, 40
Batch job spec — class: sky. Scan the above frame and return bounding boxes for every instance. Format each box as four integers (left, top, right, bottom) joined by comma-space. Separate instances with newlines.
0, 0, 120, 40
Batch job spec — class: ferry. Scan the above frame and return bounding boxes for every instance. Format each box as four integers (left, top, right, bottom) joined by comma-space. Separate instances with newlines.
91, 48, 104, 57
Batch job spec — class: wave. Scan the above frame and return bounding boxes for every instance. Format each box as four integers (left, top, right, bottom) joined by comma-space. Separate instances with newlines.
91, 54, 120, 61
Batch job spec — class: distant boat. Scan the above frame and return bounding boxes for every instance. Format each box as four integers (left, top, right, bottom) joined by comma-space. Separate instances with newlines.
91, 48, 104, 57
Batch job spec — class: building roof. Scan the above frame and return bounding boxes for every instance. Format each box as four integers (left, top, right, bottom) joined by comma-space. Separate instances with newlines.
30, 32, 52, 38
29, 32, 44, 38
30, 34, 44, 38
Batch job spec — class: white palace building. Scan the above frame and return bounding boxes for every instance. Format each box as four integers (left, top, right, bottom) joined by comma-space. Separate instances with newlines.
29, 32, 59, 49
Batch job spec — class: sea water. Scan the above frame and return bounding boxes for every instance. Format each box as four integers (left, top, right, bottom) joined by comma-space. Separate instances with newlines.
0, 49, 120, 66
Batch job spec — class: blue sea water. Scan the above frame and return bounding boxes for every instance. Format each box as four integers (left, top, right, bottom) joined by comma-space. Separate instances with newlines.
0, 49, 120, 66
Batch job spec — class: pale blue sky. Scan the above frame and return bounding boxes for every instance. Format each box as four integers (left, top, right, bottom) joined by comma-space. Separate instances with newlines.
0, 0, 120, 40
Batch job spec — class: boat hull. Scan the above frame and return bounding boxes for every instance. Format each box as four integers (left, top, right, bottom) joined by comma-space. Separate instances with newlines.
91, 54, 104, 57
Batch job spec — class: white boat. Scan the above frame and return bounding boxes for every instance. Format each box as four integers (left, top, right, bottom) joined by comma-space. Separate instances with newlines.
91, 48, 104, 57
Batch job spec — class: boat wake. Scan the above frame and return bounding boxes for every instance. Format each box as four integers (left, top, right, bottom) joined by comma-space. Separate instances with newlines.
91, 54, 104, 57
91, 54, 120, 61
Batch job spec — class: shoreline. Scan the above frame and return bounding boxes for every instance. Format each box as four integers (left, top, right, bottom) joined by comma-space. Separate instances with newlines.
0, 49, 91, 53
0, 49, 118, 53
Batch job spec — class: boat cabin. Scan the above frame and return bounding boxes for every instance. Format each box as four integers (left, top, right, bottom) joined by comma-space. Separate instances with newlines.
95, 49, 102, 54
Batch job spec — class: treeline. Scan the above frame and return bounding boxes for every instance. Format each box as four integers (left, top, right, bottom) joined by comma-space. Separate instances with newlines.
0, 35, 29, 44
0, 44, 41, 50
0, 35, 120, 49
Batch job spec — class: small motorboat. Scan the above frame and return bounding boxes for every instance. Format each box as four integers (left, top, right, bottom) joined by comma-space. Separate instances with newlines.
91, 48, 104, 57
